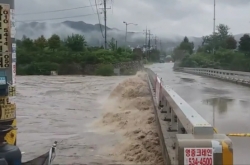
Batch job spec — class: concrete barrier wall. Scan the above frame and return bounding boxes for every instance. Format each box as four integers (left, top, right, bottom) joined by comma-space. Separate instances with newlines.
145, 68, 233, 165
178, 67, 250, 86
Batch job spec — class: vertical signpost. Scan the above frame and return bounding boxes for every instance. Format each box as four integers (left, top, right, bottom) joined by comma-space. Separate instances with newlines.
0, 0, 17, 145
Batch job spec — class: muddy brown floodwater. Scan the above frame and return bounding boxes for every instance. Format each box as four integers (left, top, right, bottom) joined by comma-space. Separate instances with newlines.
13, 74, 163, 165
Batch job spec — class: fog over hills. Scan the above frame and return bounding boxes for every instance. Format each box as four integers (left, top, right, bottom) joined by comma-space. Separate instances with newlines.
16, 21, 248, 52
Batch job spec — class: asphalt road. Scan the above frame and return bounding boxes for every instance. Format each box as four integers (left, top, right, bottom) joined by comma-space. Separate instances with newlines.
149, 63, 250, 164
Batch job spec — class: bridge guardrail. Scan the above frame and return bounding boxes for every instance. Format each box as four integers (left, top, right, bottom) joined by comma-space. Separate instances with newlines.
179, 67, 250, 85
145, 68, 233, 165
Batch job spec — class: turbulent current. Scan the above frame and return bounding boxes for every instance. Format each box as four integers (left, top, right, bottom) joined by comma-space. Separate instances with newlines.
14, 73, 163, 165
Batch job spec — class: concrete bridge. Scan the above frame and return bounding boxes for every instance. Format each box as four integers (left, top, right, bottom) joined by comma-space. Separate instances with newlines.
146, 63, 250, 164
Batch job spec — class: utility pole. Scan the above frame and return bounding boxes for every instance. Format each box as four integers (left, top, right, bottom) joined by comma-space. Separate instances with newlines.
154, 36, 157, 50
148, 30, 151, 50
123, 21, 137, 52
143, 27, 148, 47
160, 39, 162, 52
148, 30, 151, 61
104, 0, 107, 49
99, 0, 111, 49
212, 0, 216, 56
212, 0, 216, 129
213, 0, 216, 34
125, 23, 127, 47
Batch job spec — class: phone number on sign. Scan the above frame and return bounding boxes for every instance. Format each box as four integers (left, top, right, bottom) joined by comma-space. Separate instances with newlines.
185, 157, 213, 165
184, 148, 213, 165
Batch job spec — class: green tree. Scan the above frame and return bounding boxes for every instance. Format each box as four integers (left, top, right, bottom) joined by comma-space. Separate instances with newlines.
202, 24, 231, 52
15, 33, 141, 76
238, 34, 250, 55
21, 36, 34, 51
48, 34, 61, 51
34, 35, 47, 49
178, 37, 194, 53
217, 24, 230, 39
179, 24, 250, 72
178, 37, 194, 54
173, 37, 194, 61
65, 34, 87, 51
225, 36, 237, 49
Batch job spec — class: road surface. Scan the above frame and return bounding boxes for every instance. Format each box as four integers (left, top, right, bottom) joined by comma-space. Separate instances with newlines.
149, 63, 250, 164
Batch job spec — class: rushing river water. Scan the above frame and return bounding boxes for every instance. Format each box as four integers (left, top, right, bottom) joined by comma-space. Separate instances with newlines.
13, 75, 127, 164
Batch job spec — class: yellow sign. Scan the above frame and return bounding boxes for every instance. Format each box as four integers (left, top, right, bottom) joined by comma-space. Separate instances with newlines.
0, 4, 11, 68
0, 103, 16, 121
0, 96, 9, 104
8, 85, 16, 96
4, 119, 16, 145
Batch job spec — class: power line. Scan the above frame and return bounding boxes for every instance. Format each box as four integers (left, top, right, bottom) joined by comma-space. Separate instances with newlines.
16, 13, 97, 22
95, 0, 104, 38
89, 0, 96, 13
16, 5, 96, 16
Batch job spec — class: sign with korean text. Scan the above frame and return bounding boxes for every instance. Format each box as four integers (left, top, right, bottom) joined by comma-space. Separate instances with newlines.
0, 4, 11, 68
12, 62, 15, 85
10, 9, 15, 38
0, 96, 9, 104
8, 85, 16, 96
0, 103, 16, 121
12, 43, 16, 62
184, 148, 213, 165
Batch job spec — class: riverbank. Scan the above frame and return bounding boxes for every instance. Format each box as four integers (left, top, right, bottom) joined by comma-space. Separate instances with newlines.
17, 61, 143, 76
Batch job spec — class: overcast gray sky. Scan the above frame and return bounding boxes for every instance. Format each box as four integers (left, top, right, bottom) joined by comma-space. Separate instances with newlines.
16, 0, 250, 37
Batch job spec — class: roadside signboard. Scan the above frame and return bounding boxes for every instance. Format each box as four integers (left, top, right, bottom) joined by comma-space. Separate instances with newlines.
184, 148, 213, 165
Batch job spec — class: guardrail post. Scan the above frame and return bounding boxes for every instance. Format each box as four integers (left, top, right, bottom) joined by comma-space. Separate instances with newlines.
169, 109, 177, 132
177, 118, 185, 134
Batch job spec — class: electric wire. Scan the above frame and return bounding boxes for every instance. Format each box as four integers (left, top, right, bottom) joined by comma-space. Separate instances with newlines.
16, 13, 97, 22
16, 5, 95, 15
89, 0, 96, 13
95, 0, 104, 38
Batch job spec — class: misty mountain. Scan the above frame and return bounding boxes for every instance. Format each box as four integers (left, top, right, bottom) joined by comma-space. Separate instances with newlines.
16, 21, 248, 52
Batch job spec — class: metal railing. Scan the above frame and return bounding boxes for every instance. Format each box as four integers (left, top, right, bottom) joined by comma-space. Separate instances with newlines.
145, 68, 233, 165
146, 68, 214, 135
179, 67, 250, 83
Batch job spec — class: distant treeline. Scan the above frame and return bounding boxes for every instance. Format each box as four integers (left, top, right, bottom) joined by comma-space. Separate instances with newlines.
173, 24, 250, 72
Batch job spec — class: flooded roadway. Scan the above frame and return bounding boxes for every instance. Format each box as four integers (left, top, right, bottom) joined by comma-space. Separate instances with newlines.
12, 75, 127, 164
149, 63, 250, 164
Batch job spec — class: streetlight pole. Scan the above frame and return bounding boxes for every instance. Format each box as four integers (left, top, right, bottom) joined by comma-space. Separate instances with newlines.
123, 21, 137, 52
212, 0, 216, 129
213, 0, 216, 34
212, 0, 216, 55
